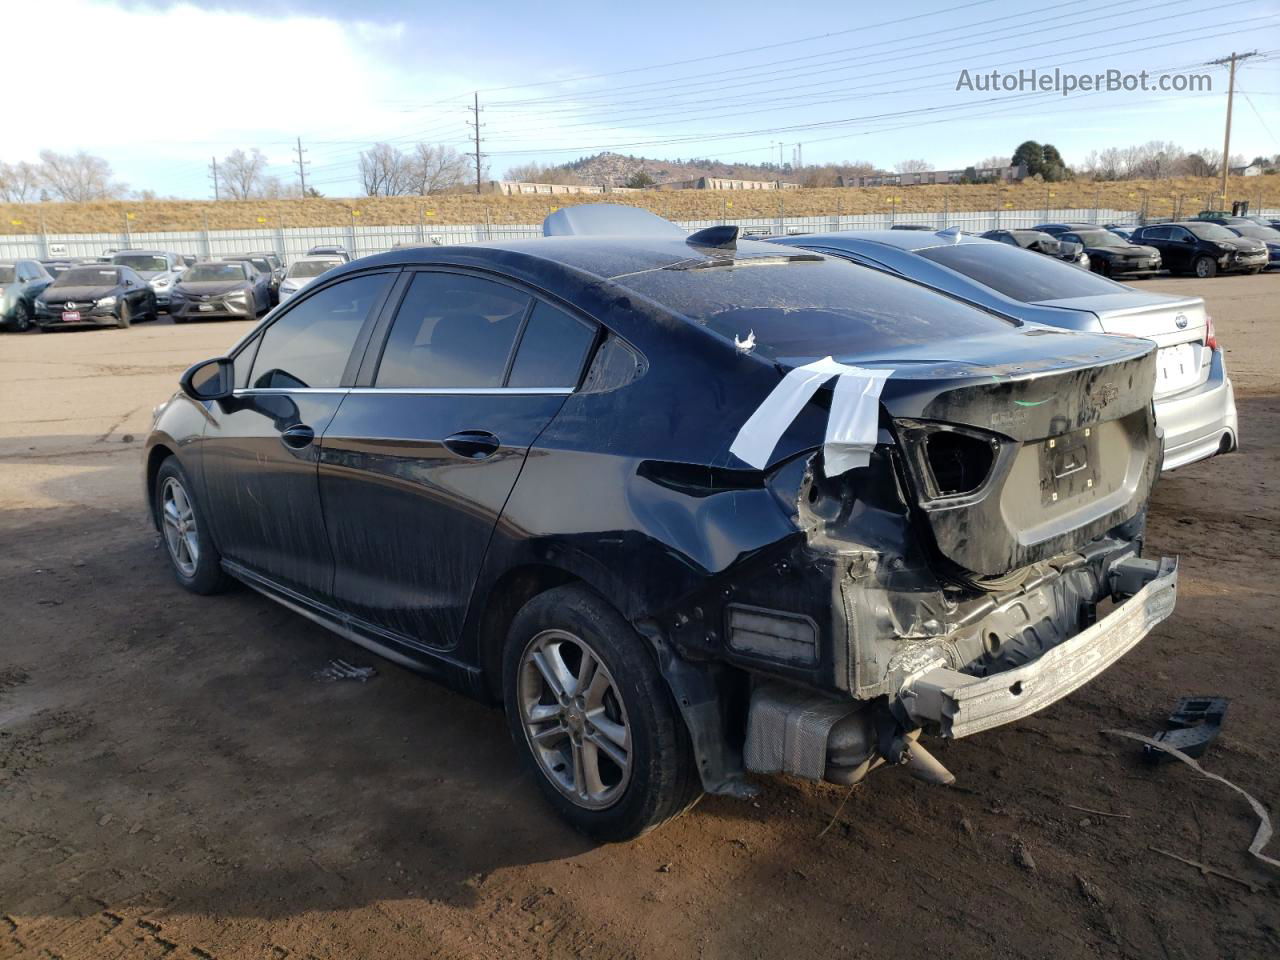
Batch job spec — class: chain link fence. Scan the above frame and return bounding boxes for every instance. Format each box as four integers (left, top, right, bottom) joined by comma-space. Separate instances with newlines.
3, 206, 1277, 262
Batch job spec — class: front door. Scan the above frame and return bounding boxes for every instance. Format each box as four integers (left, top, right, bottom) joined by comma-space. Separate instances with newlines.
199, 270, 395, 597
319, 270, 598, 649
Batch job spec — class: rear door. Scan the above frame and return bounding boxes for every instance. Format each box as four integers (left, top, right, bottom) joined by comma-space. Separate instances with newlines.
318, 269, 598, 650
199, 270, 396, 597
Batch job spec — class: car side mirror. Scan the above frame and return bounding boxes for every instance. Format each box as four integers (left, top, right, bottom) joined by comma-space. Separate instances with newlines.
179, 357, 234, 402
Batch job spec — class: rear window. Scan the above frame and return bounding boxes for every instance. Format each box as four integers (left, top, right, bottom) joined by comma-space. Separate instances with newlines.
617, 257, 1015, 362
915, 243, 1123, 303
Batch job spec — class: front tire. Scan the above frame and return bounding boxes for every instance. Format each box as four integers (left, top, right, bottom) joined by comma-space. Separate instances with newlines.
154, 457, 231, 595
503, 585, 701, 842
116, 301, 132, 329
12, 300, 33, 332
1194, 256, 1218, 279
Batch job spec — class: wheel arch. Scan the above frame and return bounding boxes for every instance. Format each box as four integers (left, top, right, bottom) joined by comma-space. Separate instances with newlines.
473, 563, 582, 701
471, 562, 750, 797
144, 442, 176, 528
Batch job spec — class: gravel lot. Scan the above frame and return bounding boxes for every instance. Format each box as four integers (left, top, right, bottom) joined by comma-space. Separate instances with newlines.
1, 273, 1277, 960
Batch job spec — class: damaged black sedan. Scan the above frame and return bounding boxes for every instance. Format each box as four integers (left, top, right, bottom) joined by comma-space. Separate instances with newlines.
144, 206, 1176, 840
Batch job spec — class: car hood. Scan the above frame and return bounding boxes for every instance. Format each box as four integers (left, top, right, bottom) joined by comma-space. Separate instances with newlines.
175, 280, 249, 296
43, 285, 118, 302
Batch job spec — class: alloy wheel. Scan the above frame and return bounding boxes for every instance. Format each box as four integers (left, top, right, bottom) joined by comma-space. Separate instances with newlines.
160, 476, 199, 577
517, 629, 632, 810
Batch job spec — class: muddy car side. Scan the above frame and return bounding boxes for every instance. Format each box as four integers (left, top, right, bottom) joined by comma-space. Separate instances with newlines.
144, 232, 1173, 840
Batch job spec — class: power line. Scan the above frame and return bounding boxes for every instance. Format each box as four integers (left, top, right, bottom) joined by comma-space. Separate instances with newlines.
484, 0, 1143, 111
480, 6, 1236, 137
468, 0, 1004, 98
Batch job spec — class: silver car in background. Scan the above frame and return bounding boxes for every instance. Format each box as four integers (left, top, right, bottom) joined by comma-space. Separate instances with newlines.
110, 250, 186, 308
769, 230, 1237, 471
277, 255, 345, 304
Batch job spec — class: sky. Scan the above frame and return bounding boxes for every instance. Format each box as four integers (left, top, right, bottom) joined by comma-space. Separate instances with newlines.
7, 0, 1279, 198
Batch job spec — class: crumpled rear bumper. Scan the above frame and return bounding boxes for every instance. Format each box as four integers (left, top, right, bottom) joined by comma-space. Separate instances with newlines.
898, 555, 1177, 738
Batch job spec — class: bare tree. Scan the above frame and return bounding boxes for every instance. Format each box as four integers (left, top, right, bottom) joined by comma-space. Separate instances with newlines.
0, 161, 42, 202
894, 158, 932, 174
37, 150, 125, 201
799, 160, 877, 187
406, 143, 469, 194
358, 143, 412, 196
973, 155, 1008, 170
219, 148, 271, 200
502, 161, 584, 185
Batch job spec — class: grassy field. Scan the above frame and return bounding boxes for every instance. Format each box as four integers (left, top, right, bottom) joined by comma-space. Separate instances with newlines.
3, 177, 1277, 233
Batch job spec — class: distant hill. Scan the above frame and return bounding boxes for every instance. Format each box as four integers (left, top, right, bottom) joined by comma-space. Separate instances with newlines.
558, 152, 800, 186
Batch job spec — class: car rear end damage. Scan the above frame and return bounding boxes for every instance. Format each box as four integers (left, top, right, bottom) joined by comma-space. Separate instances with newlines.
649, 328, 1171, 792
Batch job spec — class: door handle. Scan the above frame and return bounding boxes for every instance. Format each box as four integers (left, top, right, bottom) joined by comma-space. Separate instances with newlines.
280, 424, 316, 449
443, 430, 500, 460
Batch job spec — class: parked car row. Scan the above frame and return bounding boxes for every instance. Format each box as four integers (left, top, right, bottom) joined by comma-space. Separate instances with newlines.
2, 245, 353, 332
144, 203, 1249, 840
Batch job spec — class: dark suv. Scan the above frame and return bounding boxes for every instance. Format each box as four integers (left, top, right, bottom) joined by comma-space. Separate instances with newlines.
1130, 221, 1268, 277
144, 207, 1175, 840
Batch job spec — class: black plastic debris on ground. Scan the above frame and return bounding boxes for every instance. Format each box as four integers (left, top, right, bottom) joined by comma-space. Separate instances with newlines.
315, 659, 377, 683
1144, 697, 1229, 763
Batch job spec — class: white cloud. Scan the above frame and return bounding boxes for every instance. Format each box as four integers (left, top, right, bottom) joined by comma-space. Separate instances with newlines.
5, 1, 471, 194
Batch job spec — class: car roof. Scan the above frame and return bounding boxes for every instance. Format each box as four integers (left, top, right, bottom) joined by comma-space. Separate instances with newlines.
112, 249, 172, 256
328, 234, 827, 284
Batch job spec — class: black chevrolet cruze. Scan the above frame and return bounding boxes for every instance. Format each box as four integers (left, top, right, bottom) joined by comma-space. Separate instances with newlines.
145, 206, 1176, 840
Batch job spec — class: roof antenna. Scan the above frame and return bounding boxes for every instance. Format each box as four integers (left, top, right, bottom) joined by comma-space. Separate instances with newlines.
686, 225, 739, 249
937, 226, 964, 243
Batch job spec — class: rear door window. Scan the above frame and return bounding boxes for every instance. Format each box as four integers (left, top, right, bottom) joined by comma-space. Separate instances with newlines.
375, 272, 530, 389
249, 273, 392, 389
507, 302, 597, 389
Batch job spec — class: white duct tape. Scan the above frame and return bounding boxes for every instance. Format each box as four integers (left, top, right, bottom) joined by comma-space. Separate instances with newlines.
824, 366, 894, 477
729, 356, 893, 475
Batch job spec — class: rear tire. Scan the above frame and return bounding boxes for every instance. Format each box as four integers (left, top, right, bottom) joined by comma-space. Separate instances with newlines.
1193, 256, 1218, 279
503, 584, 701, 842
154, 456, 232, 595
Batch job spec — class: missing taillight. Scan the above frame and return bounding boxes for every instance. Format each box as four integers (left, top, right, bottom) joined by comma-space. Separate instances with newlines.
924, 431, 995, 496
1204, 315, 1218, 351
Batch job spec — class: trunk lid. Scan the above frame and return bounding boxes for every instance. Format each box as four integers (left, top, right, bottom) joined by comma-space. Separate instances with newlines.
818, 327, 1160, 577
1031, 292, 1209, 398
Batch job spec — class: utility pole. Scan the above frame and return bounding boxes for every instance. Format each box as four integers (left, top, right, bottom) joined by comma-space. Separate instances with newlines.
468, 92, 485, 195
209, 156, 220, 201
294, 137, 309, 197
1208, 51, 1257, 204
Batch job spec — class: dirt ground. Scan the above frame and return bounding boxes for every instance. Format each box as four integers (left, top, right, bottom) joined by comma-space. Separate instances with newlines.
1, 274, 1277, 960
